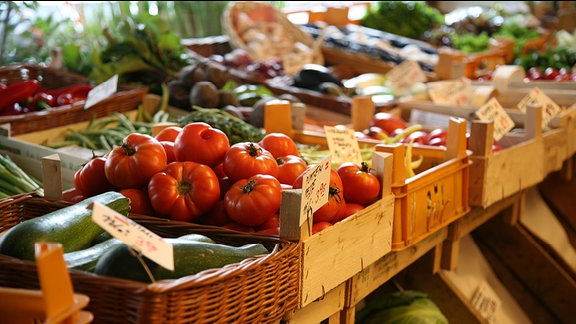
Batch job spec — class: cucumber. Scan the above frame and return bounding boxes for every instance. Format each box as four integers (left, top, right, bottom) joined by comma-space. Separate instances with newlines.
64, 233, 215, 272
93, 238, 269, 283
0, 191, 130, 261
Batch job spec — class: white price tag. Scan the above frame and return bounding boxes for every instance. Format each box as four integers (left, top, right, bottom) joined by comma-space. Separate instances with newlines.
91, 202, 174, 271
428, 77, 474, 106
385, 60, 427, 96
84, 74, 118, 109
324, 125, 363, 165
299, 155, 331, 225
517, 87, 561, 128
475, 98, 515, 141
470, 281, 501, 323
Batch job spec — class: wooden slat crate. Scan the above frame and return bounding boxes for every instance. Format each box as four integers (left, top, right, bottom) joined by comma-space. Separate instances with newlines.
264, 101, 395, 309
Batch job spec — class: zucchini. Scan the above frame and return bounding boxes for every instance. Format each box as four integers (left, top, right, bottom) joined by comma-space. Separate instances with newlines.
65, 233, 216, 272
93, 238, 269, 283
0, 191, 130, 261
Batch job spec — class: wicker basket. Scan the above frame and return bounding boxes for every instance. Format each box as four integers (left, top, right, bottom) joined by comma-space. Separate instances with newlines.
222, 1, 323, 66
0, 64, 148, 136
0, 193, 301, 324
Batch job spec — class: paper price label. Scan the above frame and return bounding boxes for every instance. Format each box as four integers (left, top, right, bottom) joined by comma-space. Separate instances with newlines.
91, 202, 174, 271
385, 60, 427, 96
475, 98, 514, 141
300, 154, 331, 225
324, 125, 363, 165
516, 87, 561, 128
471, 281, 501, 323
428, 77, 473, 106
84, 74, 118, 109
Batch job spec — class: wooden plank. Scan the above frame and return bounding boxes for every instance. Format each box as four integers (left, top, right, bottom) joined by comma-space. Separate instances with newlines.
472, 214, 576, 322
282, 283, 346, 324
441, 190, 524, 270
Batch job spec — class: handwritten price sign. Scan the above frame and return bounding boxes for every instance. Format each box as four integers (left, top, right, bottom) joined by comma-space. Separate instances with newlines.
299, 154, 331, 225
324, 125, 363, 165
91, 202, 174, 270
428, 77, 473, 106
84, 74, 118, 109
386, 60, 427, 96
475, 98, 514, 141
517, 87, 561, 129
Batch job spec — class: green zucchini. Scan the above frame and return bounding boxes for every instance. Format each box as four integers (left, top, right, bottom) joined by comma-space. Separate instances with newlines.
0, 191, 130, 261
93, 238, 269, 283
64, 233, 215, 272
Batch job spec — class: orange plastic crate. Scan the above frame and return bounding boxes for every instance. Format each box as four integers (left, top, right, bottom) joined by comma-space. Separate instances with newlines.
375, 117, 471, 250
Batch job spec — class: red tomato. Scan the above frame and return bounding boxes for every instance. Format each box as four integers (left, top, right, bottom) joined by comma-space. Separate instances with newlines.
293, 166, 345, 223
73, 156, 116, 197
104, 133, 167, 189
337, 161, 381, 206
362, 126, 388, 139
119, 188, 154, 215
222, 222, 256, 233
258, 132, 299, 158
147, 161, 220, 221
340, 202, 365, 220
276, 154, 308, 185
154, 125, 183, 142
174, 122, 230, 167
401, 130, 429, 145
224, 174, 282, 227
222, 142, 279, 182
426, 128, 448, 146
312, 221, 332, 234
370, 112, 407, 134
256, 213, 280, 231
159, 140, 176, 164
256, 226, 280, 235
196, 199, 231, 226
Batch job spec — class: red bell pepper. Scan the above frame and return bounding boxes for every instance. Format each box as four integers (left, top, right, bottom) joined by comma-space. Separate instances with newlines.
28, 92, 55, 111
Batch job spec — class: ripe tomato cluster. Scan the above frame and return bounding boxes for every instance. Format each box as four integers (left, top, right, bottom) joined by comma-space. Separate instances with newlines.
72, 125, 382, 235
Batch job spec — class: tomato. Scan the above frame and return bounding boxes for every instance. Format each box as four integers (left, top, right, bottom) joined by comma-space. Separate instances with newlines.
224, 174, 282, 227
362, 126, 388, 139
293, 166, 345, 223
105, 133, 167, 189
312, 221, 332, 234
159, 140, 176, 164
174, 122, 230, 167
256, 213, 280, 231
222, 222, 256, 233
337, 161, 381, 206
426, 128, 448, 146
276, 154, 308, 185
74, 156, 116, 197
370, 112, 407, 134
119, 188, 154, 215
340, 202, 365, 220
222, 142, 279, 182
147, 161, 220, 221
154, 125, 183, 142
401, 130, 429, 145
196, 199, 231, 226
258, 132, 299, 158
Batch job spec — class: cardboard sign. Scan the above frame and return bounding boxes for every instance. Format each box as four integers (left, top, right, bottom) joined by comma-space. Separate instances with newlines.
475, 98, 515, 141
324, 125, 363, 165
84, 74, 118, 109
516, 87, 561, 129
428, 77, 474, 106
471, 281, 501, 323
299, 154, 331, 225
385, 60, 427, 96
92, 202, 174, 271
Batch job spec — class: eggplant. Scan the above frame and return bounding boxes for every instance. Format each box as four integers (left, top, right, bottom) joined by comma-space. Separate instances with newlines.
293, 64, 343, 90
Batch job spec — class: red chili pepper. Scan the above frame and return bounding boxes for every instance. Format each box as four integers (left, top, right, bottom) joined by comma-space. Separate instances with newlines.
45, 84, 94, 106
28, 92, 55, 111
0, 80, 39, 109
0, 102, 26, 116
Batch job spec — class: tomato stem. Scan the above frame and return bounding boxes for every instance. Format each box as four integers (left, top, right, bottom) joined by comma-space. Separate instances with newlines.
246, 142, 261, 157
122, 143, 136, 156
242, 179, 256, 193
178, 181, 192, 195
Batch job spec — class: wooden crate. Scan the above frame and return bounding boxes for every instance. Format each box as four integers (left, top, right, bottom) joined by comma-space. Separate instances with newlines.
264, 101, 396, 309
375, 117, 471, 250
